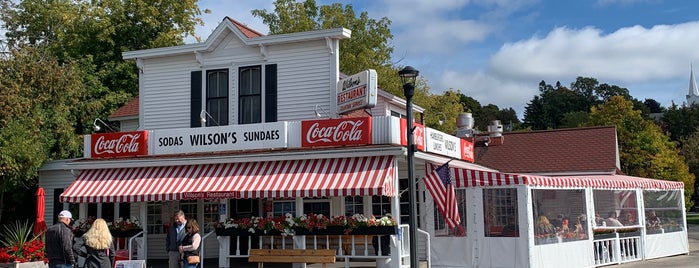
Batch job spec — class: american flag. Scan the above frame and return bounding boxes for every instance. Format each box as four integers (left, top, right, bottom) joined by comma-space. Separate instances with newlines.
424, 161, 461, 229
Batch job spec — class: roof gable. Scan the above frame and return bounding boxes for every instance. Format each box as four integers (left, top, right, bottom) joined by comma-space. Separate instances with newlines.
474, 126, 619, 175
109, 96, 139, 119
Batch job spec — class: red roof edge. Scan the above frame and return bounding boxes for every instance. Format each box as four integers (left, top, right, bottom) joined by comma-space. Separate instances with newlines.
225, 17, 264, 38
109, 96, 139, 119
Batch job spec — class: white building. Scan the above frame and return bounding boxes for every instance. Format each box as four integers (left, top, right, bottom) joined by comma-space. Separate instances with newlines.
38, 17, 688, 268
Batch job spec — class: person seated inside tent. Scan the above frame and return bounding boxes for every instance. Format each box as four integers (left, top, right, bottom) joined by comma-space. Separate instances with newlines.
622, 212, 636, 226
573, 214, 588, 239
501, 216, 519, 237
646, 210, 662, 230
550, 214, 563, 229
536, 215, 556, 236
605, 211, 624, 227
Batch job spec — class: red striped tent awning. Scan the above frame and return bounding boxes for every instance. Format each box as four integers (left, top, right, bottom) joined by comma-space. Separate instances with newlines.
426, 163, 684, 190
60, 156, 395, 203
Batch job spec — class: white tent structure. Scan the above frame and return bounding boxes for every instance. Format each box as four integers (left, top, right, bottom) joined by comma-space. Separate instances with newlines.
425, 164, 687, 267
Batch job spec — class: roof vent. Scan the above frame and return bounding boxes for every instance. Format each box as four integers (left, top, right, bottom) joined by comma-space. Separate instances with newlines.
487, 120, 503, 137
455, 113, 476, 138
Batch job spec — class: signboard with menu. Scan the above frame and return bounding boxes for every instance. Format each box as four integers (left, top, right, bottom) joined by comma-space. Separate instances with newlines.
337, 69, 377, 114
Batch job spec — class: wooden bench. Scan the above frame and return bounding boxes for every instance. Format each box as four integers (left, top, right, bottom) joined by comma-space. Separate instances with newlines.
249, 249, 336, 268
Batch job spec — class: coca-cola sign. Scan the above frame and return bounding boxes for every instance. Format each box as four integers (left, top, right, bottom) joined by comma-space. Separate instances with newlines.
400, 118, 425, 151
90, 131, 148, 158
302, 117, 372, 147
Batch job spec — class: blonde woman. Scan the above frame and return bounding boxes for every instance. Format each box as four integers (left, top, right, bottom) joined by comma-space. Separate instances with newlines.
73, 218, 115, 268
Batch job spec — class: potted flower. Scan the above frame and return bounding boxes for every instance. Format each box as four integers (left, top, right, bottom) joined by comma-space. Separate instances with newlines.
0, 221, 47, 268
215, 214, 397, 237
108, 217, 143, 237
72, 216, 96, 237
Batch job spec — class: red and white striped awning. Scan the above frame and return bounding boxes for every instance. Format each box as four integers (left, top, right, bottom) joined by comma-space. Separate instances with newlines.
426, 163, 684, 190
60, 156, 395, 203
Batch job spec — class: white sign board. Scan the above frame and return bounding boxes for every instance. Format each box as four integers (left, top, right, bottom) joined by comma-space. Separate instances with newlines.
425, 128, 462, 159
151, 122, 288, 155
337, 69, 377, 114
115, 260, 146, 268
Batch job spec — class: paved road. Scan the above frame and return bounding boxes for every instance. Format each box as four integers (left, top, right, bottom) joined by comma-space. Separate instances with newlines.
619, 223, 699, 268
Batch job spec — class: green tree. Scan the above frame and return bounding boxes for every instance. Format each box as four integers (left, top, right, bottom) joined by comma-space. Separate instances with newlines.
587, 96, 695, 209
1, 0, 206, 129
0, 47, 86, 223
251, 0, 402, 97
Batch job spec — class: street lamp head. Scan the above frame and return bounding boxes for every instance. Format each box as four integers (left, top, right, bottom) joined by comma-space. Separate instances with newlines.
398, 66, 420, 85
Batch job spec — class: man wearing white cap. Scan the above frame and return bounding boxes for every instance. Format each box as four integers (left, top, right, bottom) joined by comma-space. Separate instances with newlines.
46, 210, 76, 268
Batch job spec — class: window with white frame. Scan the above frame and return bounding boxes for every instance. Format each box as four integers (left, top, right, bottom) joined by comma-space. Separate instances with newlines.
206, 69, 229, 126
303, 199, 330, 215
273, 200, 295, 217
345, 196, 363, 216
146, 202, 163, 234
532, 189, 588, 245
433, 188, 467, 236
239, 65, 261, 124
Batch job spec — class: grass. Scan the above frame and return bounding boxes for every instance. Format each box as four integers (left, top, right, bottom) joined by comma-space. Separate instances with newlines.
688, 214, 699, 225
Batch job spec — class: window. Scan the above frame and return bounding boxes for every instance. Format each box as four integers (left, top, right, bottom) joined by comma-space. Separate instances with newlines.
434, 189, 467, 237
303, 199, 330, 215
273, 201, 295, 217
644, 190, 684, 234
483, 188, 518, 237
146, 203, 163, 234
532, 189, 588, 245
203, 201, 219, 233
372, 196, 391, 217
593, 190, 638, 228
239, 66, 261, 124
180, 201, 198, 222
206, 69, 229, 126
345, 196, 363, 216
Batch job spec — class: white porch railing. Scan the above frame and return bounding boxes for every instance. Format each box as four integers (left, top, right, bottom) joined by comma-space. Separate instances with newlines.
593, 232, 642, 266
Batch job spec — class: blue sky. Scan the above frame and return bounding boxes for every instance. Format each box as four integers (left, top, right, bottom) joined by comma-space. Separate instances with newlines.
194, 0, 699, 118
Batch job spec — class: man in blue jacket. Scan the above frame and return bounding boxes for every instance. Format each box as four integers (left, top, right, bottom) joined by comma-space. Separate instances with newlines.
166, 210, 187, 268
46, 210, 75, 268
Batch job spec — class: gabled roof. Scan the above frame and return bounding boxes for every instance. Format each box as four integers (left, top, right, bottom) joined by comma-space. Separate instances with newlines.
109, 96, 139, 120
123, 17, 350, 60
474, 126, 620, 175
227, 17, 263, 38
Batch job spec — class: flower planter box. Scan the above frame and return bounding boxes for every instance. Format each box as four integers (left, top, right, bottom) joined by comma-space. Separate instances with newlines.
293, 226, 348, 235
110, 229, 143, 237
349, 226, 397, 235
215, 228, 282, 236
0, 261, 47, 268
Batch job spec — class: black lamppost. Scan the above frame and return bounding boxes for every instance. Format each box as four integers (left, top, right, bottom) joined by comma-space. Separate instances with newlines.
399, 65, 419, 267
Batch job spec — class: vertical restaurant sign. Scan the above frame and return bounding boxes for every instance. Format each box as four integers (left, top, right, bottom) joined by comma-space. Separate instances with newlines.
461, 139, 475, 163
337, 69, 377, 114
302, 117, 372, 147
151, 122, 288, 155
425, 128, 461, 159
90, 131, 148, 158
400, 118, 426, 151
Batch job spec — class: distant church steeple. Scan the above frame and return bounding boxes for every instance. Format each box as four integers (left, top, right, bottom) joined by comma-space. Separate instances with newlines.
687, 64, 699, 106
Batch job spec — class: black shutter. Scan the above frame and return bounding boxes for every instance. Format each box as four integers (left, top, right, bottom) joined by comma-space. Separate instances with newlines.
191, 71, 202, 127
265, 64, 277, 122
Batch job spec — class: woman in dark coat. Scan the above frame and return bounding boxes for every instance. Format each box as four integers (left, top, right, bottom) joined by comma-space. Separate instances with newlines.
73, 218, 116, 268
179, 219, 201, 268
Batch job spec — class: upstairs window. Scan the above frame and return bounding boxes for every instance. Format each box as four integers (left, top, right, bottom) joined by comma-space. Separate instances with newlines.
239, 66, 262, 124
206, 69, 229, 126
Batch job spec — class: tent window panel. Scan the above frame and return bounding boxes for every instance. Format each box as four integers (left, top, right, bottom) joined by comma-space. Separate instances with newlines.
434, 189, 467, 237
532, 189, 588, 245
644, 190, 683, 234
483, 188, 518, 238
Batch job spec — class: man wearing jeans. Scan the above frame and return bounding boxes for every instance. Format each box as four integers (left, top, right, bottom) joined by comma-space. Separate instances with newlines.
46, 210, 75, 268
166, 210, 187, 268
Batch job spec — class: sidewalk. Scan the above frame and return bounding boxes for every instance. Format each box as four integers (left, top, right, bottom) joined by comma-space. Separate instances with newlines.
619, 223, 699, 267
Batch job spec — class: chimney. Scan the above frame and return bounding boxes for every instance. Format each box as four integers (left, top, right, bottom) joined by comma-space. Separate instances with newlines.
487, 120, 503, 137
455, 113, 476, 138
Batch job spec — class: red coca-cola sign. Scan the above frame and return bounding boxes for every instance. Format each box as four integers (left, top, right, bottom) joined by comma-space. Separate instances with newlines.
302, 117, 372, 147
400, 118, 425, 151
91, 131, 148, 158
461, 139, 474, 163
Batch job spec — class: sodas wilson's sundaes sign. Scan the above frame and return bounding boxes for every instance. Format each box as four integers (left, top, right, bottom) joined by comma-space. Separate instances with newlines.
90, 131, 149, 158
301, 117, 372, 147
151, 122, 288, 155
337, 69, 377, 114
